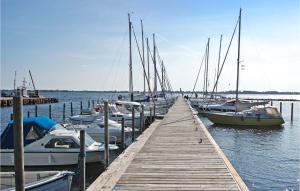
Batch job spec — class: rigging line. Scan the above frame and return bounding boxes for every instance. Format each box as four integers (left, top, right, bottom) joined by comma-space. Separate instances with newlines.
131, 25, 156, 106
105, 28, 128, 89
154, 46, 173, 95
191, 43, 207, 95
145, 38, 169, 104
210, 17, 239, 97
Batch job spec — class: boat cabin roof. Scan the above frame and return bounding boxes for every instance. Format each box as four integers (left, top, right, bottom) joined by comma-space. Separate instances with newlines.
115, 100, 141, 107
1, 116, 57, 149
248, 106, 281, 116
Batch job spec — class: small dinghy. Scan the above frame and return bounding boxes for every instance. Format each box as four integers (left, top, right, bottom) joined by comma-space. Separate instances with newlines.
0, 171, 74, 191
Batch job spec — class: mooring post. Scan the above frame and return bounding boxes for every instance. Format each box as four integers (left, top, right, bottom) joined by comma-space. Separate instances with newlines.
140, 105, 145, 133
63, 103, 66, 120
79, 130, 86, 191
132, 106, 135, 142
35, 105, 38, 117
71, 102, 73, 116
280, 102, 282, 114
271, 101, 273, 106
104, 101, 109, 168
121, 117, 125, 150
291, 102, 294, 121
80, 101, 83, 115
49, 104, 52, 119
153, 105, 156, 121
27, 111, 30, 118
150, 107, 152, 124
13, 95, 25, 191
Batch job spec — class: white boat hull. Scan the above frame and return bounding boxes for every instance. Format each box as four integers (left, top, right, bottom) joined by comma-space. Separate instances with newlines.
0, 171, 73, 191
0, 150, 103, 167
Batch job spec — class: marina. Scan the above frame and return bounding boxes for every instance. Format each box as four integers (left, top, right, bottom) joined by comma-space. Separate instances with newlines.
1, 1, 300, 191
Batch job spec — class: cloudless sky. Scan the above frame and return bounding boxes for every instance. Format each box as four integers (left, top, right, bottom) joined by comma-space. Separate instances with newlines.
1, 0, 299, 91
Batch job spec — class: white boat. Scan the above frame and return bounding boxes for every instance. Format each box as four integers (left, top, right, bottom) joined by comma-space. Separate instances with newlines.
0, 116, 119, 167
64, 116, 133, 144
69, 108, 100, 124
199, 99, 269, 112
0, 171, 74, 191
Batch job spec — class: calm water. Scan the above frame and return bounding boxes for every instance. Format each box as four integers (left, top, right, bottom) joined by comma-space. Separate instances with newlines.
0, 91, 299, 191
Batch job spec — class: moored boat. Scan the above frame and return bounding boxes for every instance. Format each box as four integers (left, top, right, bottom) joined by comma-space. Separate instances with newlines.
0, 171, 74, 191
206, 106, 284, 126
0, 116, 119, 167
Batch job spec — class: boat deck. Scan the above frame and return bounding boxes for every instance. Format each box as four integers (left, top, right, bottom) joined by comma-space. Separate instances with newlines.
88, 97, 249, 191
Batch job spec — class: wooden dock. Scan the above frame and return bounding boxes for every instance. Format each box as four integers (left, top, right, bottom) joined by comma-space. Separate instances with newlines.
88, 97, 249, 191
0, 97, 58, 107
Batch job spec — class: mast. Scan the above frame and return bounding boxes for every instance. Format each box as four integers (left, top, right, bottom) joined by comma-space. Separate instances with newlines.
146, 38, 150, 95
161, 61, 164, 93
128, 13, 133, 101
203, 38, 210, 99
206, 38, 210, 97
216, 34, 222, 94
235, 8, 242, 109
141, 20, 145, 95
153, 33, 157, 96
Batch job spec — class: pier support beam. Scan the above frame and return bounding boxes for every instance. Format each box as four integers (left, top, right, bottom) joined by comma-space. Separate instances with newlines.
13, 95, 25, 191
104, 101, 109, 168
79, 130, 86, 191
132, 107, 135, 142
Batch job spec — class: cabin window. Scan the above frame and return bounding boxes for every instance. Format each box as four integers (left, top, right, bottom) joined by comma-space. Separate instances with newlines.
45, 138, 79, 149
25, 125, 44, 141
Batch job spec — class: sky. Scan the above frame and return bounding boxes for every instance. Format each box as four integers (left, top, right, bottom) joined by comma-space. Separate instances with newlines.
1, 0, 300, 92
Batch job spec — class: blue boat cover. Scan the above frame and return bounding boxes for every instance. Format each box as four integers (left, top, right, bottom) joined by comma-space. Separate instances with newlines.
0, 116, 57, 149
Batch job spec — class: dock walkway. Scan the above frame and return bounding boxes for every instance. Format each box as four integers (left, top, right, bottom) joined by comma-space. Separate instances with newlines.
88, 97, 249, 191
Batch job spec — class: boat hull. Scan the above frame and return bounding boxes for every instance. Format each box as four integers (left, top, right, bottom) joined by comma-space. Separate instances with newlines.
0, 150, 104, 167
0, 171, 73, 191
206, 113, 284, 126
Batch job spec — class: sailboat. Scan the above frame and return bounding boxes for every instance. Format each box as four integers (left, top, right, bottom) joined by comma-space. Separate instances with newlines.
206, 9, 284, 126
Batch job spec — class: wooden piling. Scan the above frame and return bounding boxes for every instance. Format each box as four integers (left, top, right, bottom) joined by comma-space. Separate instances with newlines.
150, 107, 152, 124
291, 103, 294, 121
121, 117, 125, 150
80, 101, 83, 115
79, 130, 86, 191
71, 102, 73, 116
271, 101, 273, 106
132, 107, 135, 142
104, 101, 109, 168
153, 105, 156, 121
13, 95, 25, 191
49, 105, 52, 119
34, 105, 38, 117
63, 103, 66, 120
140, 105, 145, 133
280, 102, 282, 114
